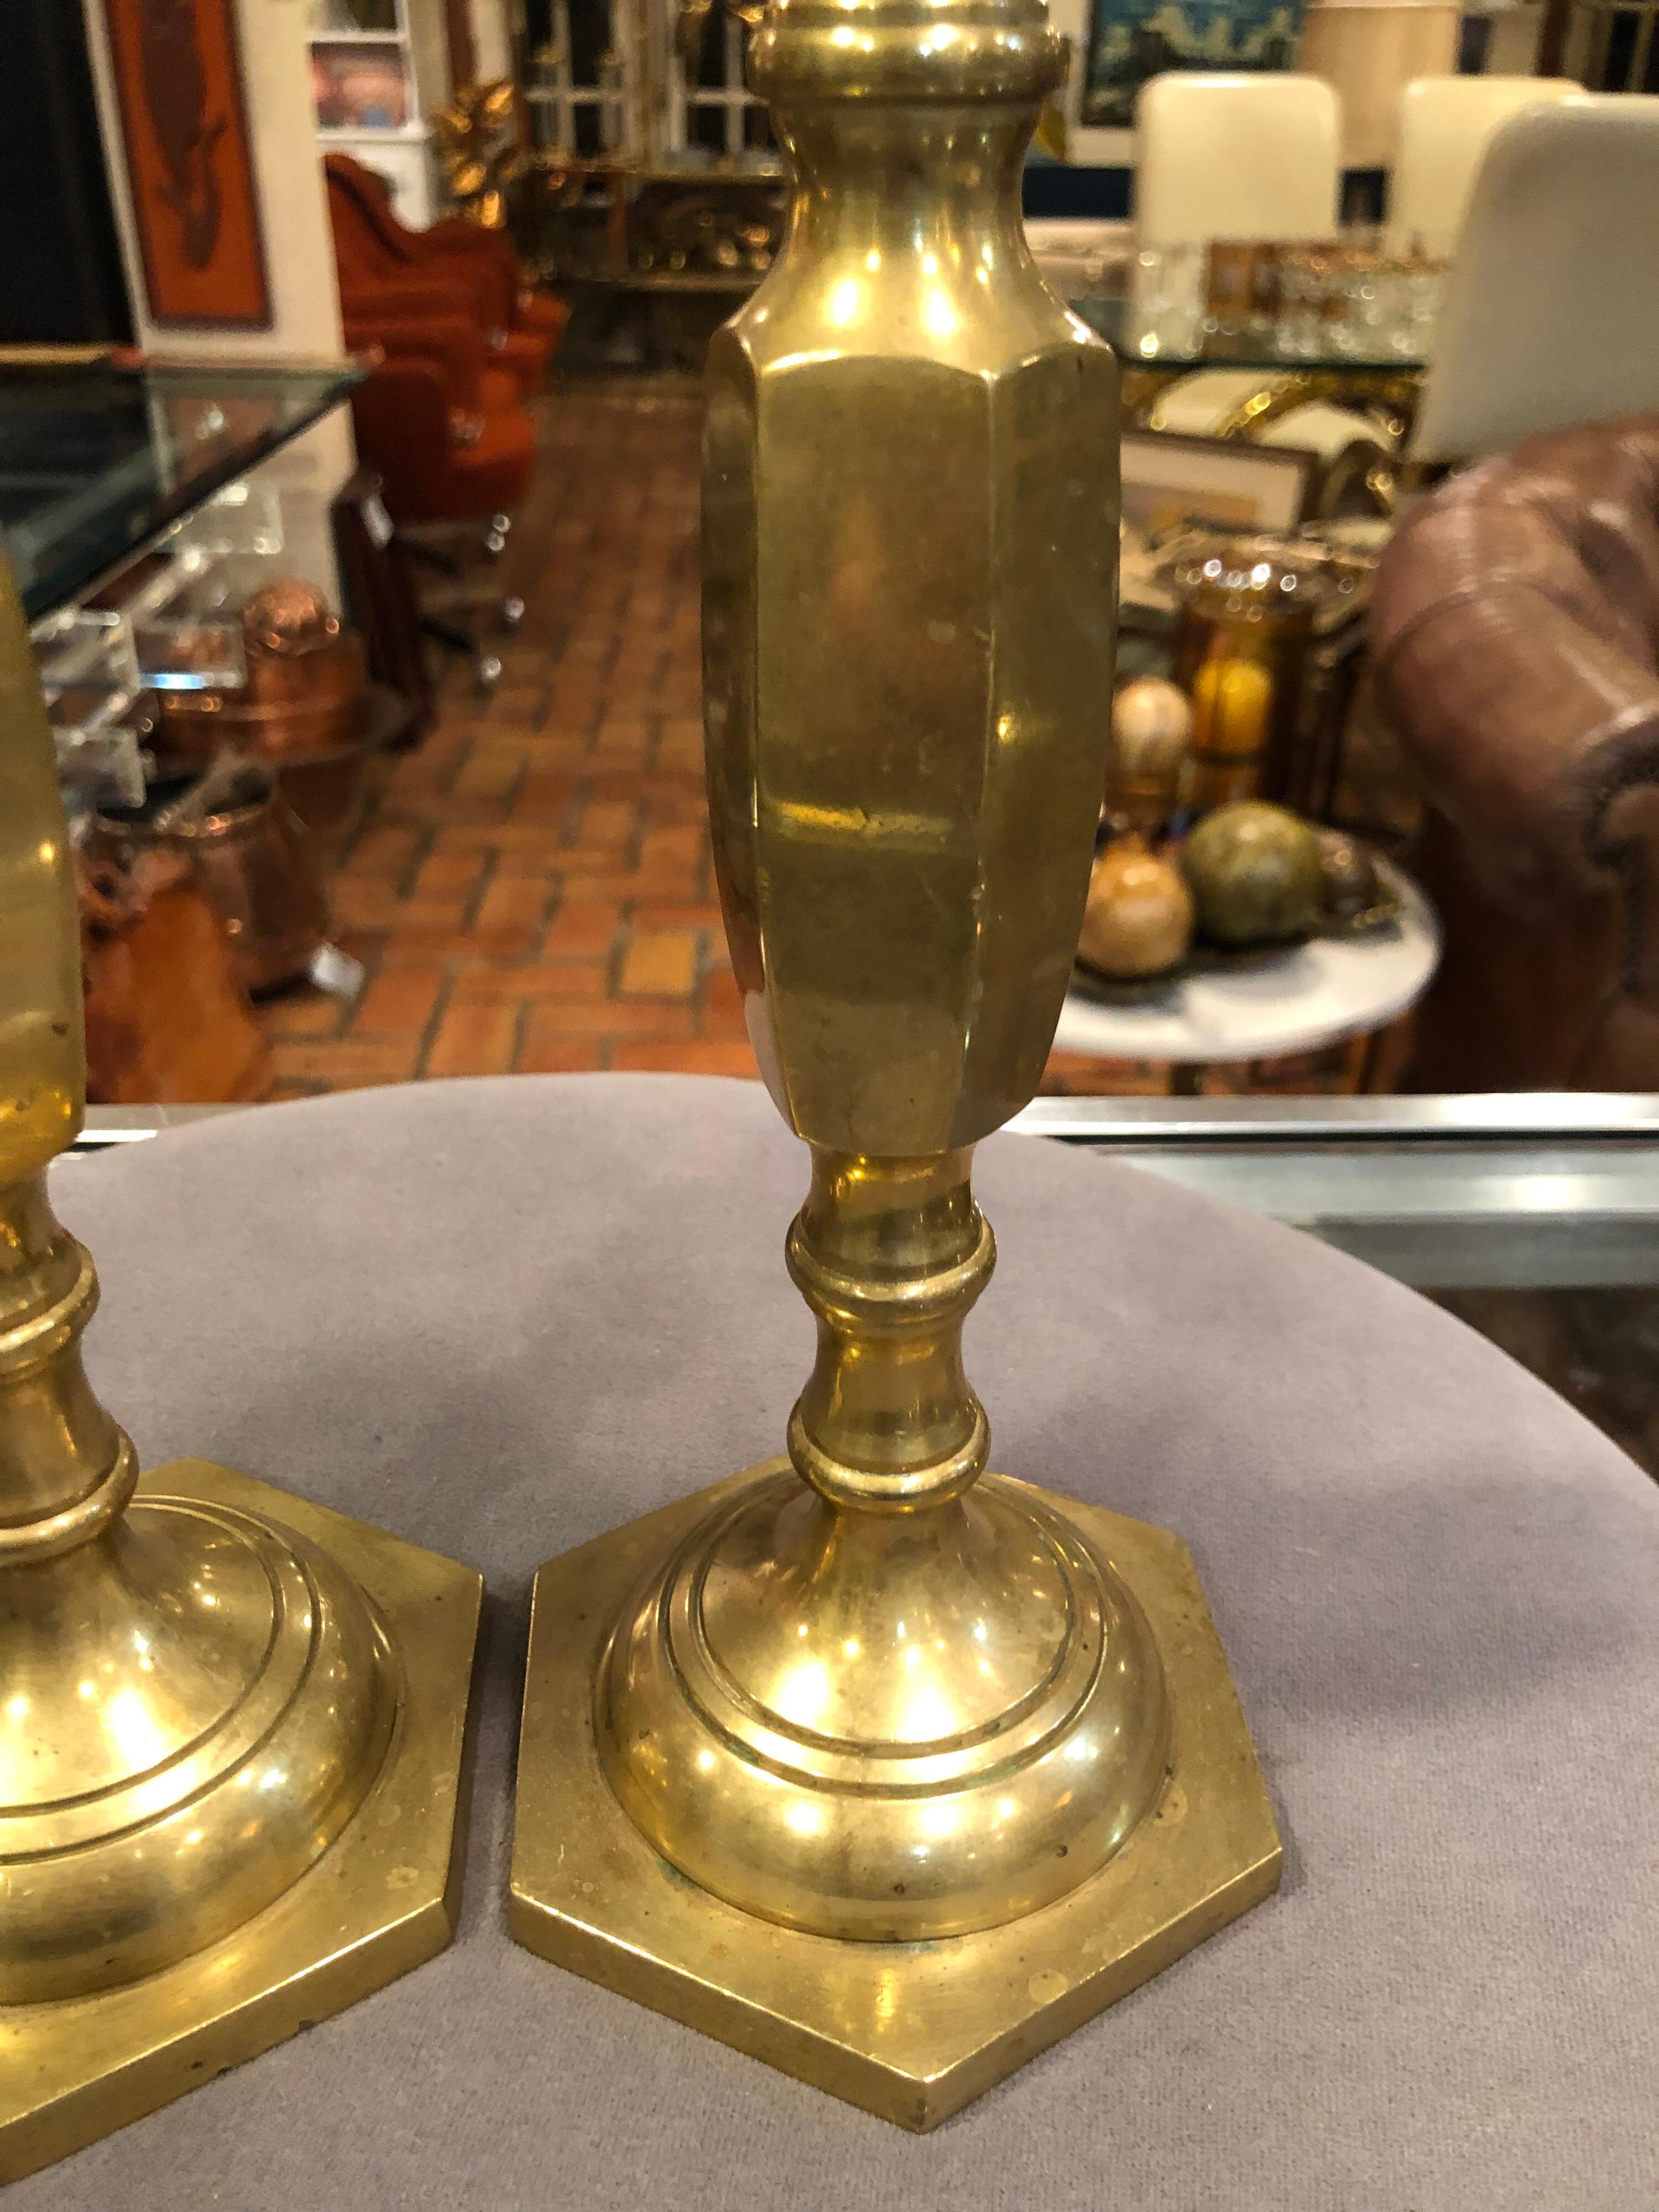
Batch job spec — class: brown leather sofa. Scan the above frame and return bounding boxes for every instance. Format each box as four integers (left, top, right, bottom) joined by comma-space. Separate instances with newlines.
1370, 415, 1659, 1090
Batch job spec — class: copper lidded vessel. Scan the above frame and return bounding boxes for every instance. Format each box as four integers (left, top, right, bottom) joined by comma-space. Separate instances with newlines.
158, 577, 366, 764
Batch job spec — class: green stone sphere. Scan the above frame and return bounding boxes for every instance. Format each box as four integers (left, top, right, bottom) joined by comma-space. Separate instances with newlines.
1181, 802, 1323, 948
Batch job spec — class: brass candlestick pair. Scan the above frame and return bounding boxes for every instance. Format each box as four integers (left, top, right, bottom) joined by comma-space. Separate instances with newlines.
0, 568, 481, 2184
509, 0, 1277, 2130
3, 0, 1276, 2171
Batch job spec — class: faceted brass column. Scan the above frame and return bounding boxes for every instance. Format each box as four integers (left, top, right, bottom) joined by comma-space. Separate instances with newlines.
0, 562, 482, 2184
512, 0, 1279, 2127
597, 1150, 1175, 1941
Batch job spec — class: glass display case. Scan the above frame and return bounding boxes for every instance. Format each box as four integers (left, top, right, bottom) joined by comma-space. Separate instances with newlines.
521, 0, 784, 335
0, 357, 364, 811
4, 360, 363, 622
1, 358, 375, 1033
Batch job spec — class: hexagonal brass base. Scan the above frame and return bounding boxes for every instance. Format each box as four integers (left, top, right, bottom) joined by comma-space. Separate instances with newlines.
510, 1464, 1280, 2130
1, 1459, 483, 2184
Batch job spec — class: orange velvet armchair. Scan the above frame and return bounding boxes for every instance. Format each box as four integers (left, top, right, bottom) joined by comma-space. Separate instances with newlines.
326, 153, 538, 524
349, 357, 535, 526
325, 153, 565, 400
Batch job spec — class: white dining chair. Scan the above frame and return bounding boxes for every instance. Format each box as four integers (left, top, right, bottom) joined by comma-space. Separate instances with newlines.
1411, 95, 1659, 462
1134, 73, 1342, 246
1389, 74, 1584, 259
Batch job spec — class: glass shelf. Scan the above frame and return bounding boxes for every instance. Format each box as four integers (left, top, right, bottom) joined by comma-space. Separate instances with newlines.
1009, 1093, 1659, 1288
1070, 294, 1429, 376
0, 359, 364, 621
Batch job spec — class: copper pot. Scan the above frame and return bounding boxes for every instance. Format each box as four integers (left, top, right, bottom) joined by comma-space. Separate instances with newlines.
159, 577, 367, 765
91, 759, 331, 996
274, 681, 411, 841
154, 681, 410, 850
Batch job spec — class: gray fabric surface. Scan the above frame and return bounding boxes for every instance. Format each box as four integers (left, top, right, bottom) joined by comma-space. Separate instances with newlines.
19, 1072, 1659, 2210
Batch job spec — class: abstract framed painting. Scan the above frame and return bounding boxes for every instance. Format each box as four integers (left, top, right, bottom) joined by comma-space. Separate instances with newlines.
102, 0, 272, 329
1080, 0, 1308, 132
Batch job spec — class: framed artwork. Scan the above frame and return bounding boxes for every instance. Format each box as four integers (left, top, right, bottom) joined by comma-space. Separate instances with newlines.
309, 0, 399, 25
102, 0, 272, 330
310, 38, 415, 131
1080, 0, 1306, 132
1120, 430, 1318, 538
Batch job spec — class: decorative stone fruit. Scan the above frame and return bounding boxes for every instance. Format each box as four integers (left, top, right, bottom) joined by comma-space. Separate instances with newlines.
1314, 827, 1380, 921
1181, 801, 1322, 947
1107, 679, 1193, 834
1079, 835, 1194, 977
1113, 678, 1191, 754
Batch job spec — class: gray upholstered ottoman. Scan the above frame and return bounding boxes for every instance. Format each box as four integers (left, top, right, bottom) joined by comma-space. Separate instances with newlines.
19, 1074, 1657, 2211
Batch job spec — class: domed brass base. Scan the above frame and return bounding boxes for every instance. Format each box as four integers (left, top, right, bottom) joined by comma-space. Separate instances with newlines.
1, 1459, 482, 2185
2, 1494, 398, 2004
598, 1470, 1171, 1939
512, 1462, 1280, 2130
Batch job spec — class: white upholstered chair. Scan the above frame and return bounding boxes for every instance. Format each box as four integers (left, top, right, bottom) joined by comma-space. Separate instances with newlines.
1389, 74, 1584, 259
1134, 73, 1342, 246
1411, 95, 1659, 462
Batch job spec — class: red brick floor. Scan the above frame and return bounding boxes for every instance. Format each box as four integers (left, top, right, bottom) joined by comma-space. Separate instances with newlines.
263, 376, 1380, 1100
263, 379, 756, 1095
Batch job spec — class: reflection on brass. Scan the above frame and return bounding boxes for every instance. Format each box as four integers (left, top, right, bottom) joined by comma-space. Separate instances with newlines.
512, 0, 1279, 2125
1032, 29, 1071, 160
0, 558, 481, 2182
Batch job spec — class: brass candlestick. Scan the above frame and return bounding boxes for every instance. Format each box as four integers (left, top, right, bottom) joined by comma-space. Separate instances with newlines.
511, 0, 1278, 2126
0, 560, 481, 2184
